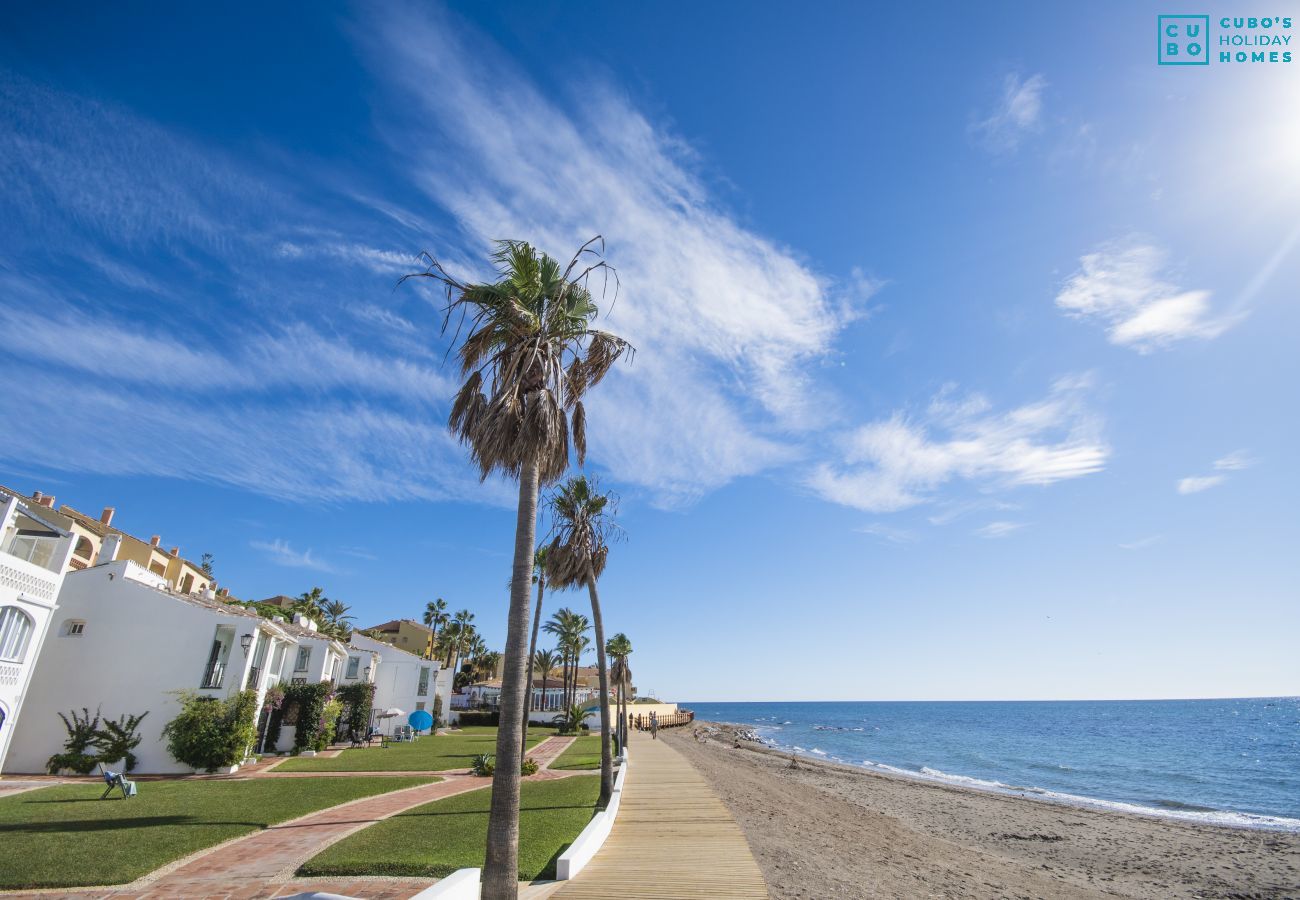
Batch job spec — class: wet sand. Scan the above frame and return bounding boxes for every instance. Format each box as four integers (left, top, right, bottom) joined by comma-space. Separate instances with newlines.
662, 723, 1300, 899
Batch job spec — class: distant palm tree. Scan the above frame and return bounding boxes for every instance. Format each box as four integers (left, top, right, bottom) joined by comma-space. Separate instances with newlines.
448, 609, 477, 675
544, 608, 590, 713
423, 597, 449, 655
294, 587, 328, 623
403, 237, 631, 898
606, 633, 633, 754
533, 648, 558, 712
521, 547, 549, 752
547, 475, 621, 805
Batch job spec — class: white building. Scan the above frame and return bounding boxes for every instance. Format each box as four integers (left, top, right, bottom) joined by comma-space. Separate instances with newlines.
3, 553, 295, 775
0, 494, 76, 770
349, 631, 454, 731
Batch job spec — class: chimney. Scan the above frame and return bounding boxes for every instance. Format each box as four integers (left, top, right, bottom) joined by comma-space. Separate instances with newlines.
169, 546, 179, 558
31, 491, 43, 504
39, 494, 54, 508
100, 507, 116, 526
150, 535, 161, 548
99, 533, 122, 564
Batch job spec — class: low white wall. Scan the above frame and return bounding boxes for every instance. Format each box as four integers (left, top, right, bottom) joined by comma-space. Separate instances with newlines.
411, 866, 480, 899
555, 746, 629, 880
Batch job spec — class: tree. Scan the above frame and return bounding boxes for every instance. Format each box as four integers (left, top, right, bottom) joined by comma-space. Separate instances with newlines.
544, 608, 590, 713
423, 598, 449, 657
521, 547, 549, 753
445, 609, 477, 676
607, 633, 633, 755
294, 587, 328, 623
200, 553, 215, 578
546, 475, 621, 806
402, 237, 631, 898
533, 648, 558, 712
323, 600, 353, 638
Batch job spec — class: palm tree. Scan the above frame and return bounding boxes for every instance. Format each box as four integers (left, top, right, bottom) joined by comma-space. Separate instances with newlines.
533, 648, 558, 711
423, 598, 449, 657
404, 237, 630, 898
544, 608, 590, 713
546, 475, 621, 806
294, 587, 328, 623
568, 634, 591, 710
448, 609, 476, 673
606, 633, 633, 754
521, 547, 550, 752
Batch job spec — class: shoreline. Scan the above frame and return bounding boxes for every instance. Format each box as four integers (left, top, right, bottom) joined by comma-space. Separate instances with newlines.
733, 723, 1300, 834
665, 721, 1300, 899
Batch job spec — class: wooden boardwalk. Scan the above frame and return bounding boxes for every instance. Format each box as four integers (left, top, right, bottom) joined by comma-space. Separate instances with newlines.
553, 731, 769, 899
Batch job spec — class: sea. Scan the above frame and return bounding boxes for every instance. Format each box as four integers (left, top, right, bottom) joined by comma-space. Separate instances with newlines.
686, 698, 1300, 831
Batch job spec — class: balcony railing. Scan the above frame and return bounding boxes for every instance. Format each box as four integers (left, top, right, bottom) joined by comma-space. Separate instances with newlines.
200, 662, 226, 689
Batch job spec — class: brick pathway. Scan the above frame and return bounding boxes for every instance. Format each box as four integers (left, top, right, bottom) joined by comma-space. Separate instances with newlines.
1, 736, 579, 900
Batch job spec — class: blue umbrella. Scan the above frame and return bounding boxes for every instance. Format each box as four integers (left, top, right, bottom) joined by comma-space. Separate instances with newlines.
408, 709, 434, 733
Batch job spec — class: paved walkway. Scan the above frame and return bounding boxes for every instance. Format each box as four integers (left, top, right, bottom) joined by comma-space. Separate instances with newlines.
552, 731, 768, 899
5, 736, 577, 900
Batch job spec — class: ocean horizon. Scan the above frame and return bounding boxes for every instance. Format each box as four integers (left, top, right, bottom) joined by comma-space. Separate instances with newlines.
686, 697, 1300, 831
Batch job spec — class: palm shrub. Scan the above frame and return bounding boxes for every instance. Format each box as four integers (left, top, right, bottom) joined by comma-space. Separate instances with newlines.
162, 691, 258, 772
404, 236, 631, 899
94, 712, 149, 772
552, 703, 588, 735
471, 753, 495, 777
546, 475, 621, 806
46, 708, 101, 775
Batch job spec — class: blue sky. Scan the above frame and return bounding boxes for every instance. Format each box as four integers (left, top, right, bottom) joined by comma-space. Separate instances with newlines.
2, 2, 1297, 701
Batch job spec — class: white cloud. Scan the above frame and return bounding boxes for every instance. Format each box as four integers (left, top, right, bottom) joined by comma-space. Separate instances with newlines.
808, 375, 1108, 513
1120, 535, 1162, 551
1214, 450, 1256, 471
857, 522, 918, 544
358, 8, 874, 504
1177, 475, 1225, 495
974, 521, 1025, 539
251, 539, 338, 573
1056, 240, 1239, 352
973, 73, 1047, 153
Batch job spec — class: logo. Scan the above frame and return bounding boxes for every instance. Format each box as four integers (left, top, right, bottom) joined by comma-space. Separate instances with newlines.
1159, 15, 1210, 64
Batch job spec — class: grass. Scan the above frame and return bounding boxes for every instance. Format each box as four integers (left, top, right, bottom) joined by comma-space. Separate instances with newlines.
299, 774, 600, 880
274, 726, 545, 773
0, 776, 433, 890
549, 735, 602, 771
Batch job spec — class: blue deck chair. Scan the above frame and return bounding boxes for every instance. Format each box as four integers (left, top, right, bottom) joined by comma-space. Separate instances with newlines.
99, 766, 137, 799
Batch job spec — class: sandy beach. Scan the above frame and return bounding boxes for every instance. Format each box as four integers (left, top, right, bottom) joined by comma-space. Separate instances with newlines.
663, 723, 1300, 899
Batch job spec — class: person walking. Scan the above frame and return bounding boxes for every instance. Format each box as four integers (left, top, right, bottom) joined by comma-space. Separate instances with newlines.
650, 711, 658, 740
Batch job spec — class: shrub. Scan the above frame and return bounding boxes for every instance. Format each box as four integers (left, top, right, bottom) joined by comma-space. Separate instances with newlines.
282, 682, 336, 753
336, 682, 375, 741
456, 710, 499, 727
46, 708, 101, 775
318, 698, 343, 750
521, 757, 540, 776
471, 753, 495, 777
162, 691, 258, 772
551, 704, 589, 735
94, 712, 148, 772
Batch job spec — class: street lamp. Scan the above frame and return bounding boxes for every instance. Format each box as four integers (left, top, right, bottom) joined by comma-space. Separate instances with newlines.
364, 665, 372, 680
240, 633, 254, 654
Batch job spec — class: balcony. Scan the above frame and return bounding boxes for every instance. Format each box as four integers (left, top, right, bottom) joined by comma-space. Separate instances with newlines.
201, 661, 226, 689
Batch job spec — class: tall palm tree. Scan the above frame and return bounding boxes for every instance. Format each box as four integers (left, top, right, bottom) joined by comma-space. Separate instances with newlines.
546, 475, 621, 806
294, 587, 328, 623
606, 633, 633, 754
544, 608, 590, 713
404, 237, 630, 898
423, 598, 449, 657
521, 547, 549, 752
533, 648, 558, 711
568, 634, 591, 710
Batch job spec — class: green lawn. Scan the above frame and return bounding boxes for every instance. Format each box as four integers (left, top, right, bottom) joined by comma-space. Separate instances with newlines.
299, 774, 600, 880
549, 735, 603, 771
274, 726, 545, 773
0, 776, 433, 890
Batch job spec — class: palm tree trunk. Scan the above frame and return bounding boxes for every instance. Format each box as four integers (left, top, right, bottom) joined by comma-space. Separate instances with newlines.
585, 566, 614, 807
482, 455, 539, 900
521, 576, 545, 754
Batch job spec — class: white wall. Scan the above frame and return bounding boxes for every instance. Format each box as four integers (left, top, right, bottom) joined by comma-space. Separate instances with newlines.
0, 496, 73, 770
4, 561, 281, 774
350, 633, 447, 731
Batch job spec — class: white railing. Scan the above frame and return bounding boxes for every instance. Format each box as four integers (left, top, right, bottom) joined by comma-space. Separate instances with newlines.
0, 558, 59, 603
556, 747, 629, 879
0, 662, 21, 687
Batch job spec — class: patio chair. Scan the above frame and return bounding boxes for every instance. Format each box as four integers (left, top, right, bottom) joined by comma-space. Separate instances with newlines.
99, 766, 137, 799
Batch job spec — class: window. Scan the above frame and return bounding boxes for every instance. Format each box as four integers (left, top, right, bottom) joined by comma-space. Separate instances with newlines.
0, 607, 35, 662
62, 619, 85, 637
201, 625, 234, 689
294, 647, 311, 672
327, 657, 338, 680
73, 536, 94, 560
418, 666, 431, 696
345, 657, 360, 679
